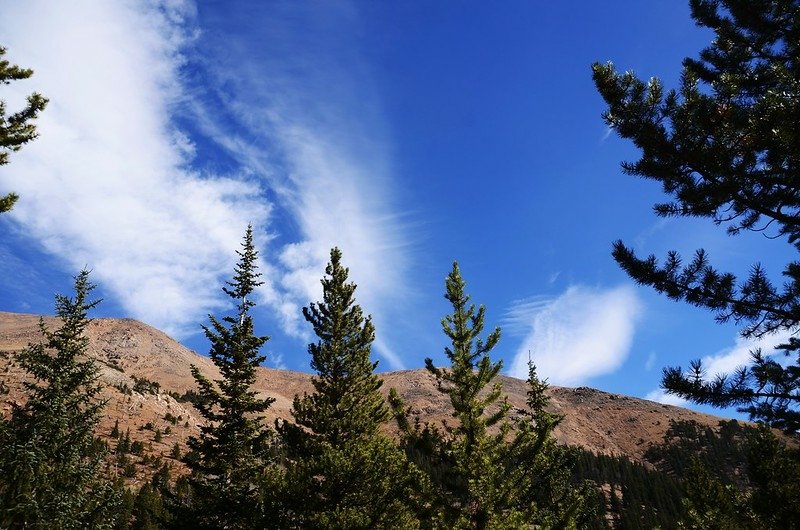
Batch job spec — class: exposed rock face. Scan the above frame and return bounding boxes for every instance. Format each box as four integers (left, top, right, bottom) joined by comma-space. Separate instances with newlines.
0, 311, 740, 478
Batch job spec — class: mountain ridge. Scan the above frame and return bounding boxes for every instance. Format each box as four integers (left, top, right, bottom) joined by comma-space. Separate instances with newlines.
0, 310, 746, 478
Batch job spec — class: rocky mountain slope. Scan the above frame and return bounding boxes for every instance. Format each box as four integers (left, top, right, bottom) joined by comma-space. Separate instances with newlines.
0, 311, 741, 482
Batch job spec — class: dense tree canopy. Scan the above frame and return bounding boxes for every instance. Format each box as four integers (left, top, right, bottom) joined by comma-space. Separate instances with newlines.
281, 248, 422, 529
0, 271, 119, 529
644, 419, 800, 529
0, 45, 47, 213
593, 0, 800, 432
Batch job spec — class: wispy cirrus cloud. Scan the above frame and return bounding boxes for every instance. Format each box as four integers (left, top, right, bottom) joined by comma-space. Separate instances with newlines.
506, 285, 642, 386
1, 1, 412, 370
0, 1, 273, 336
182, 1, 412, 368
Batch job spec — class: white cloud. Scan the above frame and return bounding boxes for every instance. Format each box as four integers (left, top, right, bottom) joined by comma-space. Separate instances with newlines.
182, 2, 411, 368
0, 1, 272, 336
0, 1, 412, 371
507, 286, 642, 386
645, 389, 688, 407
250, 115, 409, 371
701, 330, 794, 377
502, 296, 554, 337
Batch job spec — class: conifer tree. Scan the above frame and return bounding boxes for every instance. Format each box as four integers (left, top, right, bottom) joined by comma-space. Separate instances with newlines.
744, 427, 800, 529
508, 362, 597, 529
292, 247, 389, 444
281, 247, 422, 529
423, 261, 511, 528
680, 459, 753, 530
0, 45, 48, 213
0, 270, 119, 529
651, 420, 800, 529
391, 263, 592, 529
593, 0, 800, 431
184, 225, 276, 529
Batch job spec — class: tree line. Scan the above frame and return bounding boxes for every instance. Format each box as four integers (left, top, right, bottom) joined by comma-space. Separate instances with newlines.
0, 231, 600, 529
2, 229, 797, 529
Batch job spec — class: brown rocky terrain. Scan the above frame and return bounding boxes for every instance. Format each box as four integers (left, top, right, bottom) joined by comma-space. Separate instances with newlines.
0, 311, 747, 484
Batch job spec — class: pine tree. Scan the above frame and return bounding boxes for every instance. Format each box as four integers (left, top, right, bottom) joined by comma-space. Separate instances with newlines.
509, 362, 598, 529
423, 261, 512, 528
0, 270, 119, 529
129, 483, 167, 530
114, 465, 174, 530
281, 247, 422, 529
744, 426, 800, 529
392, 263, 593, 529
184, 225, 276, 529
0, 45, 48, 213
592, 0, 800, 432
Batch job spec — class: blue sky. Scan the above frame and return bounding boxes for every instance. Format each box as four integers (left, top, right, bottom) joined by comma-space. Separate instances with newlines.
0, 1, 792, 416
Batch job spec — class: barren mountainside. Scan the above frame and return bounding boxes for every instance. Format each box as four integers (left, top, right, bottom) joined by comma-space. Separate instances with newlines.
0, 311, 738, 480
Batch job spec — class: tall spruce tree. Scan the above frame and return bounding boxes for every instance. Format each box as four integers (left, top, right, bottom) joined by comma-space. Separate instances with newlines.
593, 0, 800, 432
0, 45, 48, 213
0, 270, 119, 529
391, 263, 593, 529
184, 225, 276, 529
280, 247, 422, 529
